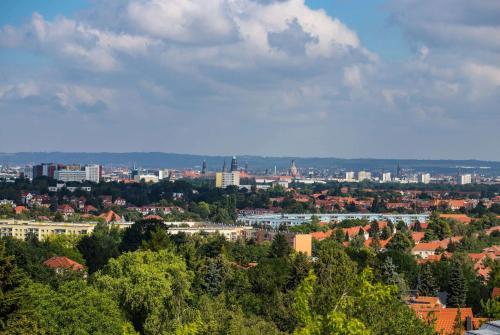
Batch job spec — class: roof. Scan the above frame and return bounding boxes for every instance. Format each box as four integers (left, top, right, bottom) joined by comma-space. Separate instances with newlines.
440, 214, 473, 224
413, 307, 474, 335
412, 232, 426, 243
99, 210, 122, 223
310, 230, 333, 241
43, 256, 84, 271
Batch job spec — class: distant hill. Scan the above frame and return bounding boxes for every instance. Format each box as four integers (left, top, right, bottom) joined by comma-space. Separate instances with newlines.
0, 152, 499, 175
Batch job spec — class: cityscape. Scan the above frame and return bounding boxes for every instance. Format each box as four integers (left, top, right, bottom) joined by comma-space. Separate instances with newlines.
1, 1, 499, 335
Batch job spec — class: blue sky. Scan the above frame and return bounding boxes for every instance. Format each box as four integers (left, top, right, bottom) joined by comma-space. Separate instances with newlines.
0, 0, 499, 160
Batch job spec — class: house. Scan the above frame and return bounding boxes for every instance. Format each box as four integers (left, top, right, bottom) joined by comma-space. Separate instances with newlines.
99, 210, 123, 223
20, 192, 34, 205
343, 226, 369, 240
43, 256, 84, 272
411, 304, 475, 335
411, 232, 426, 243
57, 204, 75, 216
412, 240, 449, 259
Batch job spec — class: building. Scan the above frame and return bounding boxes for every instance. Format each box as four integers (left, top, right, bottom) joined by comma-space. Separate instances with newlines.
357, 171, 371, 181
44, 256, 84, 272
201, 160, 207, 174
290, 160, 299, 177
239, 213, 428, 228
55, 169, 86, 182
133, 174, 159, 183
85, 164, 101, 183
458, 174, 472, 185
382, 172, 391, 182
467, 320, 500, 334
345, 171, 355, 181
230, 156, 238, 172
0, 219, 131, 240
419, 173, 431, 184
215, 171, 240, 188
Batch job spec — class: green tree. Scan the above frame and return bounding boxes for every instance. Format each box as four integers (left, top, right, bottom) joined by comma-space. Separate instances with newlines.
269, 234, 292, 258
481, 298, 500, 319
386, 232, 414, 254
418, 264, 438, 297
93, 250, 194, 335
77, 222, 122, 274
7, 280, 135, 335
448, 260, 467, 307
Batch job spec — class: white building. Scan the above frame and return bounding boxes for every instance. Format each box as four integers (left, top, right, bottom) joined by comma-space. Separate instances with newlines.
382, 172, 391, 183
357, 171, 371, 181
85, 165, 101, 183
345, 171, 355, 181
419, 173, 431, 184
458, 174, 472, 185
55, 169, 86, 183
23, 166, 33, 180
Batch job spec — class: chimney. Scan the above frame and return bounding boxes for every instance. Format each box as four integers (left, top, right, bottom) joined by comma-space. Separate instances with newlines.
465, 316, 473, 331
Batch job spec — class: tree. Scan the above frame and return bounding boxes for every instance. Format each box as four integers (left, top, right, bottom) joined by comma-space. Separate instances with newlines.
77, 223, 122, 274
418, 264, 438, 296
448, 260, 467, 307
0, 241, 32, 332
120, 218, 167, 252
386, 232, 414, 254
313, 240, 357, 315
7, 280, 135, 335
481, 298, 500, 319
269, 234, 291, 258
424, 215, 452, 241
93, 250, 194, 335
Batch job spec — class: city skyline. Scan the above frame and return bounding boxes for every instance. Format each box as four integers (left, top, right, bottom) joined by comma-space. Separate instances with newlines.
0, 0, 499, 160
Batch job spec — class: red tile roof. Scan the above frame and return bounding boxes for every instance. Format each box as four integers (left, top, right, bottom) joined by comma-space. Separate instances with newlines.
412, 306, 474, 335
440, 214, 472, 224
43, 256, 84, 271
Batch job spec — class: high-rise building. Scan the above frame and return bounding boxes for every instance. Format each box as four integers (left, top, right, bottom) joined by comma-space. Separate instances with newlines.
85, 165, 101, 183
419, 173, 431, 184
457, 174, 472, 185
290, 160, 298, 177
345, 171, 355, 181
357, 171, 371, 181
382, 172, 391, 182
396, 162, 401, 178
23, 166, 34, 179
215, 171, 240, 188
230, 156, 238, 172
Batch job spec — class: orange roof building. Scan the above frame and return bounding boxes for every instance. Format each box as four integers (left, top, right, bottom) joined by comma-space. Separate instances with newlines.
43, 256, 84, 271
440, 214, 473, 224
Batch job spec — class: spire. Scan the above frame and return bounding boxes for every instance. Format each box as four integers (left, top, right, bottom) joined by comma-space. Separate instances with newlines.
201, 160, 207, 174
222, 160, 227, 172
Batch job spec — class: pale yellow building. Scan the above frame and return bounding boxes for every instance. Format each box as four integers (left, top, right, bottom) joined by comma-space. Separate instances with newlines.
215, 171, 240, 188
0, 219, 131, 240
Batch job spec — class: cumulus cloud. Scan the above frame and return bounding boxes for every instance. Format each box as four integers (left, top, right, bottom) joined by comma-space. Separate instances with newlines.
0, 0, 498, 159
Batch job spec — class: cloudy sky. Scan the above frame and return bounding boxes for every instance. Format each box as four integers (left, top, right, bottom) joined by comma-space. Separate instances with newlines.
0, 0, 499, 160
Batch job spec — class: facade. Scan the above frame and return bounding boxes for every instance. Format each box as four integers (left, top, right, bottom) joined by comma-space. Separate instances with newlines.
133, 174, 159, 183
458, 174, 472, 185
0, 219, 131, 240
55, 169, 86, 182
419, 173, 431, 184
345, 171, 355, 181
166, 226, 252, 242
215, 171, 240, 188
357, 171, 371, 181
239, 213, 429, 228
382, 172, 391, 182
85, 164, 101, 183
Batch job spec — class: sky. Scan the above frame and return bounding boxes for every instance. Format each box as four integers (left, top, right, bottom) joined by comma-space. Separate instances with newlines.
0, 0, 499, 160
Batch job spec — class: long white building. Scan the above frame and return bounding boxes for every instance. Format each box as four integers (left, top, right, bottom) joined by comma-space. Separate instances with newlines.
238, 213, 429, 228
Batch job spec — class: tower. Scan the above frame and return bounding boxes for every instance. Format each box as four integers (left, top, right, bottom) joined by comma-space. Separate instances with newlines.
396, 162, 401, 178
222, 160, 227, 172
290, 160, 298, 177
201, 160, 207, 175
230, 156, 238, 172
